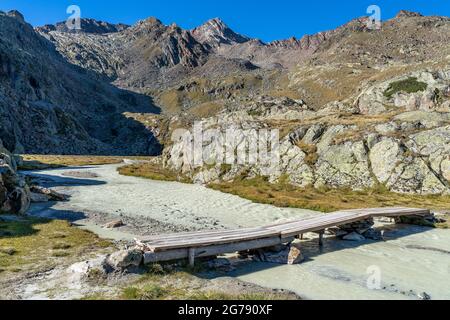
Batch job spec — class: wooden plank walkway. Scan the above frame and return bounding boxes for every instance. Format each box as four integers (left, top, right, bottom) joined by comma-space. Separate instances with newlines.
137, 207, 430, 265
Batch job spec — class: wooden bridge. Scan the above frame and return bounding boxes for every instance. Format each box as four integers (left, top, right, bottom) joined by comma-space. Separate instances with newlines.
137, 207, 430, 265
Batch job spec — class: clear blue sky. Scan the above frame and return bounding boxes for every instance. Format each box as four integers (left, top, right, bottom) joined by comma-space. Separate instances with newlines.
1, 0, 449, 42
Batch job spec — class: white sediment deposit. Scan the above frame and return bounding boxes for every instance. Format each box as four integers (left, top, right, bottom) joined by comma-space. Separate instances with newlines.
26, 164, 450, 300
27, 164, 319, 232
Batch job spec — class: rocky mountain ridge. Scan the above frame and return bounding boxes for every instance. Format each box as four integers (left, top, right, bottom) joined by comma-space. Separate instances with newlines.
37, 15, 337, 92
37, 18, 129, 34
38, 11, 449, 112
0, 9, 449, 196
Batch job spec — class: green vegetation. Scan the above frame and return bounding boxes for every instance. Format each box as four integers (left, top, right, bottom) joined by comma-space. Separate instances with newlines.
383, 77, 428, 99
122, 284, 169, 300
119, 270, 295, 300
0, 217, 111, 273
188, 292, 278, 300
118, 163, 191, 183
82, 263, 296, 300
209, 175, 450, 214
247, 109, 264, 117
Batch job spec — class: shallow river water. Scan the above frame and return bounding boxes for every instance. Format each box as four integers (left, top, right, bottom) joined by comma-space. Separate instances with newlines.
26, 164, 450, 300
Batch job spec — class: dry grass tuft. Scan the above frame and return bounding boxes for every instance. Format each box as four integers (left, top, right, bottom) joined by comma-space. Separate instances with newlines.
19, 155, 151, 170
295, 142, 319, 165
209, 176, 450, 213
118, 163, 191, 183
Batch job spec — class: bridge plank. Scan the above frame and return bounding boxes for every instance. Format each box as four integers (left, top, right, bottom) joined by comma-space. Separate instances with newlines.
139, 207, 430, 254
139, 227, 265, 243
148, 229, 282, 251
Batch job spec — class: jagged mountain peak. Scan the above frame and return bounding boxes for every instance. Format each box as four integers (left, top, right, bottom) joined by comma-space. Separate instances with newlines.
135, 16, 163, 27
204, 17, 227, 29
126, 16, 168, 36
191, 17, 250, 48
5, 10, 25, 22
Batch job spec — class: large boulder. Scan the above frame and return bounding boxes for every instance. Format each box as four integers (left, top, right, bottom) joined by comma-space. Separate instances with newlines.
29, 186, 68, 201
315, 140, 375, 190
193, 166, 221, 185
369, 135, 449, 195
370, 138, 403, 184
106, 249, 143, 269
343, 232, 366, 242
67, 255, 110, 280
395, 213, 442, 227
5, 187, 31, 215
104, 219, 125, 229
277, 140, 314, 187
252, 243, 304, 265
0, 140, 30, 214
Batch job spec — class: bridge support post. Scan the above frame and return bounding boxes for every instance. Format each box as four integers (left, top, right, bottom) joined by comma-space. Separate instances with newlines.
188, 248, 195, 267
318, 231, 324, 247
188, 248, 196, 267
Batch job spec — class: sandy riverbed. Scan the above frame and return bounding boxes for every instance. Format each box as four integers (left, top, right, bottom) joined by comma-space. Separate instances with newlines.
25, 164, 450, 300
28, 164, 320, 233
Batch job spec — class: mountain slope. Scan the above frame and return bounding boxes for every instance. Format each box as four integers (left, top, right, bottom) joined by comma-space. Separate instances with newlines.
0, 11, 161, 155
289, 12, 450, 107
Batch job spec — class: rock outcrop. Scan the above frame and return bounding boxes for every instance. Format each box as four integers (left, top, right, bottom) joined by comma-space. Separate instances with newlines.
164, 75, 450, 195
0, 139, 29, 214
356, 71, 450, 115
